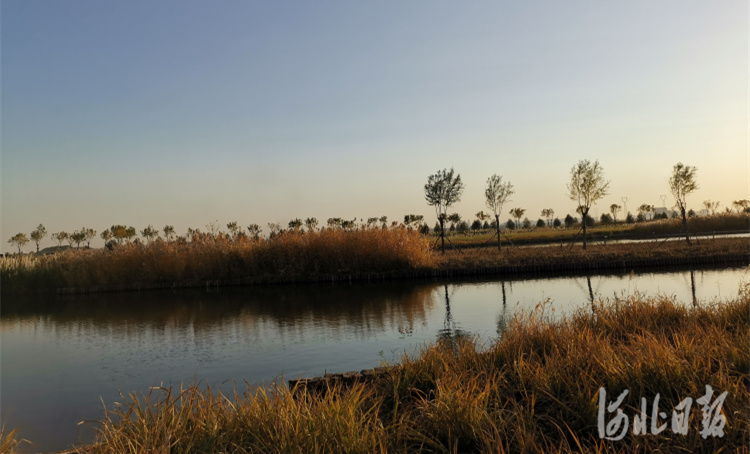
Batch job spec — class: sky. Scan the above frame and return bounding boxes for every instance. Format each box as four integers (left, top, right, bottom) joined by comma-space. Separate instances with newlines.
2, 1, 748, 252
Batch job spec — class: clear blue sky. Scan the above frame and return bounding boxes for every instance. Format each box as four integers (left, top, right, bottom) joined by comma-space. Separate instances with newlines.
2, 1, 747, 251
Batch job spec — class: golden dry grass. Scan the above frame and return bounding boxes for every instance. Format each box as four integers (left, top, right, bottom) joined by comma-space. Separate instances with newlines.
0, 426, 25, 454
1, 228, 432, 292
433, 237, 748, 270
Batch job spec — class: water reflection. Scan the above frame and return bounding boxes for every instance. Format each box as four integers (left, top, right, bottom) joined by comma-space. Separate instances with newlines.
2, 283, 438, 344
437, 284, 470, 347
496, 281, 509, 336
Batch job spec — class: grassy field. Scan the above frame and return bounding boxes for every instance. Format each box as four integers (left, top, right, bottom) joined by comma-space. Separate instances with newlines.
443, 213, 749, 247
432, 237, 748, 270
14, 289, 746, 454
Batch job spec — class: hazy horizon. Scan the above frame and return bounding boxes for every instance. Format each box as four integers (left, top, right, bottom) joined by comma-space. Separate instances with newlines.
3, 1, 747, 252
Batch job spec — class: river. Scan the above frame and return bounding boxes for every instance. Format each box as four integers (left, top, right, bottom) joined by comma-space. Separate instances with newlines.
1, 265, 747, 452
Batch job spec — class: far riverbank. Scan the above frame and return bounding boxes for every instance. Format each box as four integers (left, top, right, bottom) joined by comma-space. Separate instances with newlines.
2, 235, 745, 295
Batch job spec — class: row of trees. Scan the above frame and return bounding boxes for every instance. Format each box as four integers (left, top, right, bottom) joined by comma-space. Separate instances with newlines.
7, 161, 746, 254
7, 225, 97, 254
5, 216, 413, 254
425, 161, 707, 252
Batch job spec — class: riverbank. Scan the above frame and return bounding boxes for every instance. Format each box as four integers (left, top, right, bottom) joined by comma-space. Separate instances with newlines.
18, 290, 748, 453
443, 212, 750, 247
2, 235, 747, 294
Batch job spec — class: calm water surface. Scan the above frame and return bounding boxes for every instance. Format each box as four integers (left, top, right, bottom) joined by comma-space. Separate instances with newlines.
2, 266, 747, 452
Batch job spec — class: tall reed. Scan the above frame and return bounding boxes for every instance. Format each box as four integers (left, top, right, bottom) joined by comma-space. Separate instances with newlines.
1, 227, 432, 292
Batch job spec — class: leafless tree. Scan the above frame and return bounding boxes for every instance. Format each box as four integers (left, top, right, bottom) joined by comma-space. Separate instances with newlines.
568, 160, 610, 250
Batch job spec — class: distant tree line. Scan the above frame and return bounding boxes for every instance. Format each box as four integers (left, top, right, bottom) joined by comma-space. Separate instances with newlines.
6, 161, 749, 254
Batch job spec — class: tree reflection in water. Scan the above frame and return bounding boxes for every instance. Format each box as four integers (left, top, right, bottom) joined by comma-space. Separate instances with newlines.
437, 284, 470, 350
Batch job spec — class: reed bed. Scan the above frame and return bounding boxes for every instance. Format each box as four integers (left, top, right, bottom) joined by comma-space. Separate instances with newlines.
55, 290, 749, 453
0, 228, 432, 293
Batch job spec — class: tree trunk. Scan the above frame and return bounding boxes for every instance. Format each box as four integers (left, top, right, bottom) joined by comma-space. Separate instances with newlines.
36, 243, 39, 253
582, 208, 588, 250
681, 207, 691, 245
440, 217, 445, 254
495, 214, 501, 251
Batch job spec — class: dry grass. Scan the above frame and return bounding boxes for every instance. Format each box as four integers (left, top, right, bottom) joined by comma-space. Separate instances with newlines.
53, 290, 749, 453
0, 426, 24, 454
2, 228, 747, 293
433, 237, 749, 270
1, 228, 432, 293
446, 212, 749, 247
632, 212, 750, 237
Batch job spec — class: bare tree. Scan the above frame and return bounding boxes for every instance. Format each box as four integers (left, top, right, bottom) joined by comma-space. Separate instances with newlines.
568, 160, 610, 250
163, 225, 176, 242
206, 221, 220, 238
70, 230, 86, 248
7, 233, 29, 254
288, 218, 303, 231
110, 225, 128, 244
52, 231, 69, 247
141, 225, 159, 244
669, 162, 698, 244
30, 224, 47, 253
732, 199, 750, 213
447, 213, 461, 232
540, 208, 554, 227
702, 200, 720, 216
267, 222, 282, 237
378, 216, 388, 229
327, 218, 343, 229
100, 229, 113, 246
227, 222, 240, 239
84, 228, 97, 247
247, 224, 262, 240
125, 226, 137, 243
485, 174, 514, 250
305, 217, 319, 232
609, 204, 622, 223
637, 204, 654, 222
403, 214, 424, 229
509, 208, 526, 227
425, 168, 465, 254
